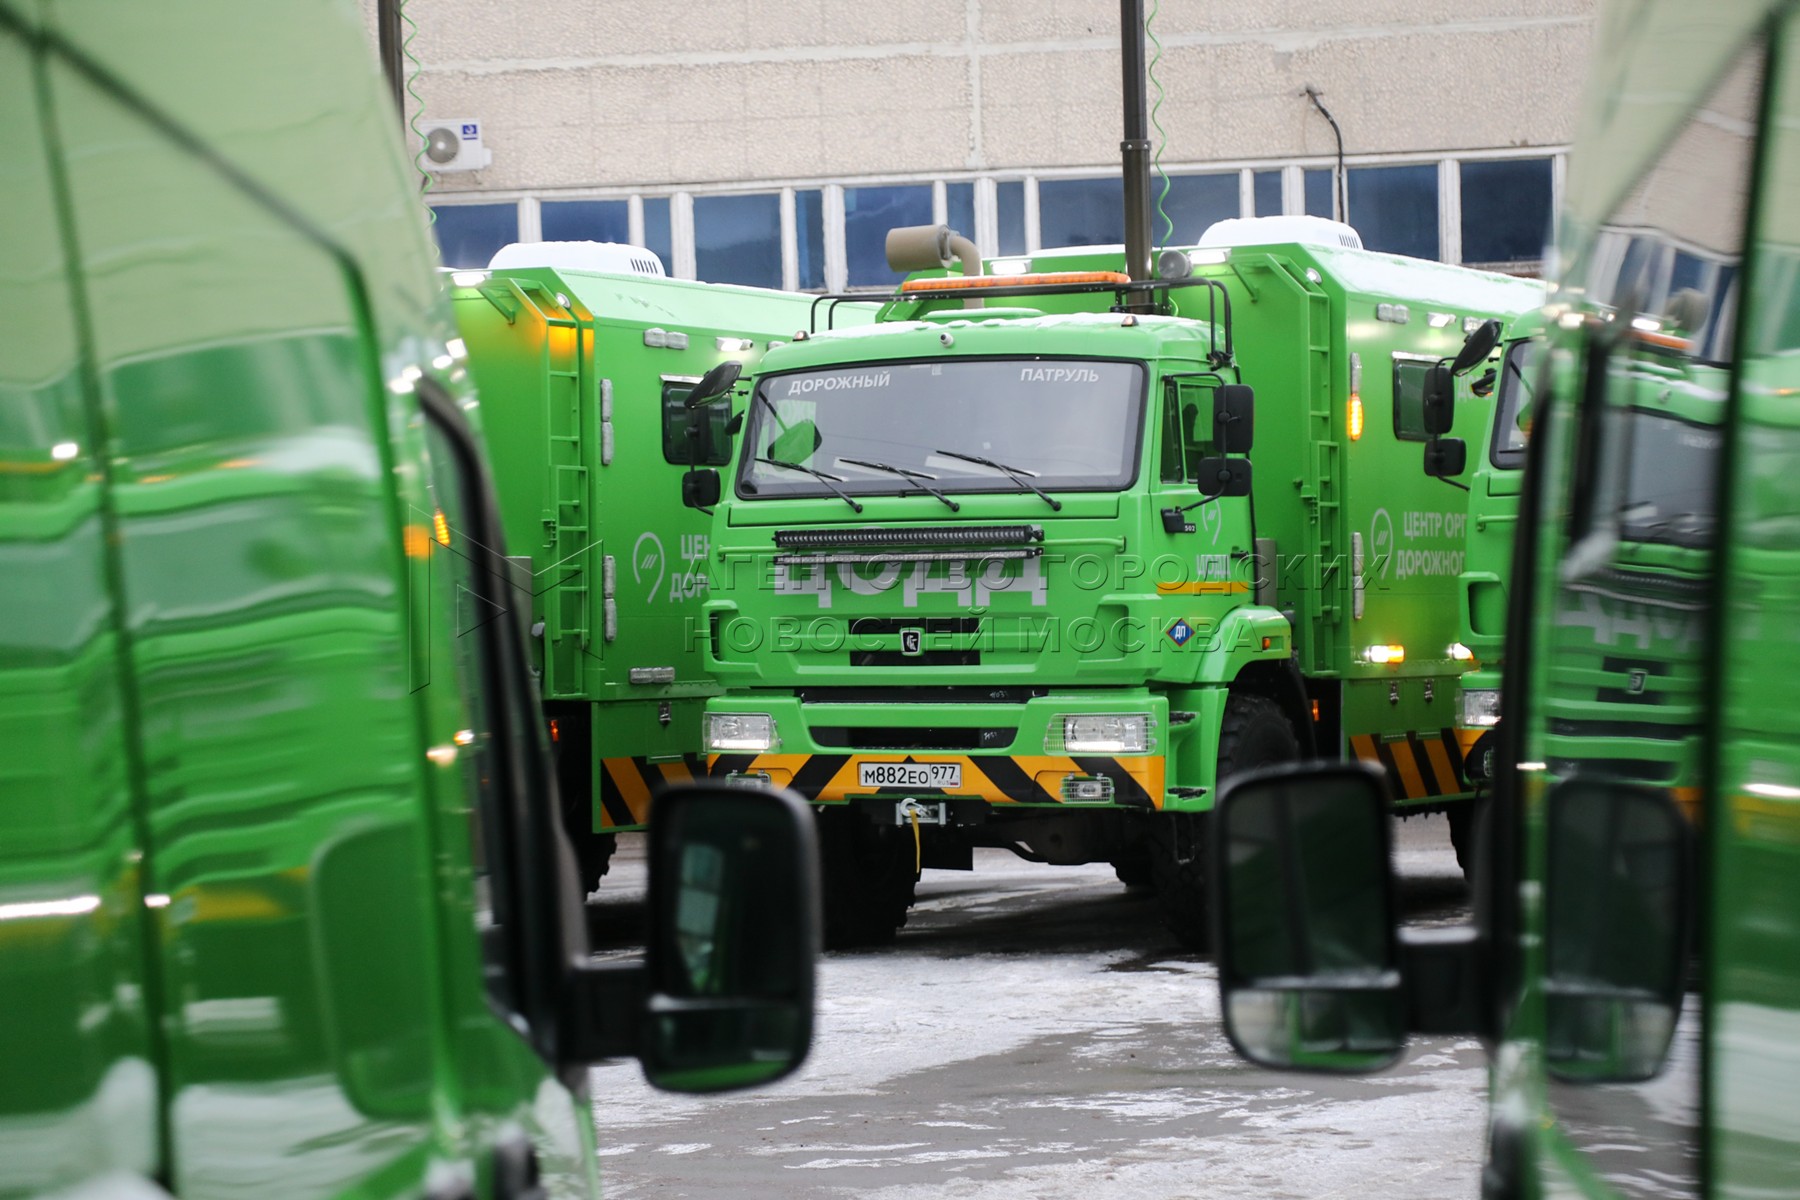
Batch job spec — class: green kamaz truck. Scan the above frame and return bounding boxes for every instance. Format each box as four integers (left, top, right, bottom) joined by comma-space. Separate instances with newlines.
0, 4, 819, 1198
449, 259, 868, 888
1209, 3, 1800, 1195
689, 217, 1543, 946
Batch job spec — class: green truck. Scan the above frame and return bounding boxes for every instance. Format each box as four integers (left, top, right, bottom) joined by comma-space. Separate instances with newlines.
449, 259, 862, 888
690, 219, 1543, 946
1210, 2, 1800, 1195
0, 4, 817, 1198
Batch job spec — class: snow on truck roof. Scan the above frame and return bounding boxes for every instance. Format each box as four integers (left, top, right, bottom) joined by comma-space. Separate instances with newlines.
487, 240, 666, 276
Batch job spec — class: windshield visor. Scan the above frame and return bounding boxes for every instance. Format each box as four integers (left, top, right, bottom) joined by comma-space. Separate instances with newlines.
738, 358, 1145, 500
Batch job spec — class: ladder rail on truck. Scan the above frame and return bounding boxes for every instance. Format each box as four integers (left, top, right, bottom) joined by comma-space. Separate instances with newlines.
449, 255, 874, 890
690, 216, 1542, 948
1207, 4, 1800, 1195
0, 6, 818, 1197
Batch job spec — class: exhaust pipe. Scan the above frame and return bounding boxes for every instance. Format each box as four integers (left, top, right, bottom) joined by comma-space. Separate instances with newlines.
886, 224, 984, 309
1120, 0, 1152, 286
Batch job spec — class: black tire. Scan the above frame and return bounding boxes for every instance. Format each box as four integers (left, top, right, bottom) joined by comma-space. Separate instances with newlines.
818, 809, 919, 949
552, 710, 613, 895
1110, 841, 1154, 889
1153, 693, 1298, 949
1446, 799, 1481, 882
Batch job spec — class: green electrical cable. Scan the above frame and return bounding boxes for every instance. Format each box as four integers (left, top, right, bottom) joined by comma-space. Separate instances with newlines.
401, 0, 433, 208
1146, 0, 1173, 250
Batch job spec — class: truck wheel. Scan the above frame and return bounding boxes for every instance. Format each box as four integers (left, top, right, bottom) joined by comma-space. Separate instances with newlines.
1446, 800, 1481, 881
818, 810, 919, 949
1153, 694, 1298, 950
1110, 841, 1154, 889
570, 831, 616, 896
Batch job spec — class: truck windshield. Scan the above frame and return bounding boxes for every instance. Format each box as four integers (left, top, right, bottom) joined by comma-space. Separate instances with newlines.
738, 358, 1145, 500
1618, 409, 1720, 548
1489, 337, 1540, 470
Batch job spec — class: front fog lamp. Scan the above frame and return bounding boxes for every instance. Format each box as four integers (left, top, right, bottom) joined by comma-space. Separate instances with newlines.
1460, 689, 1501, 729
1060, 714, 1150, 754
706, 713, 777, 752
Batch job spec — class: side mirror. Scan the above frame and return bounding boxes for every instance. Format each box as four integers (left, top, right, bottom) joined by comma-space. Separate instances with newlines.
1424, 437, 1467, 478
1213, 384, 1254, 453
1212, 761, 1404, 1072
1543, 780, 1690, 1083
641, 784, 820, 1092
685, 360, 742, 408
1421, 363, 1454, 435
1195, 456, 1252, 498
682, 469, 721, 509
1452, 318, 1503, 375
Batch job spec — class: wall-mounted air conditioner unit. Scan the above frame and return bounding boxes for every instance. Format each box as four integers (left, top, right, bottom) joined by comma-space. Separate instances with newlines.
417, 118, 492, 173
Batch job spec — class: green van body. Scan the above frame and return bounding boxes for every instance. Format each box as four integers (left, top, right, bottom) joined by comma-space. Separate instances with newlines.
696, 232, 1540, 942
448, 267, 860, 877
1210, 3, 1800, 1196
0, 4, 817, 1197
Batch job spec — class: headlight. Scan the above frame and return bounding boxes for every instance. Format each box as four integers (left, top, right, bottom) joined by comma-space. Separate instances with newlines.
706, 713, 777, 752
1460, 689, 1501, 729
1059, 714, 1151, 754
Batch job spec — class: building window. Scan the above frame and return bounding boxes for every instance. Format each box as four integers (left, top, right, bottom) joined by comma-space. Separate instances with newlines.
1253, 170, 1283, 218
1157, 172, 1240, 244
430, 203, 519, 269
642, 197, 673, 269
693, 193, 783, 288
796, 189, 826, 290
1460, 158, 1552, 268
1039, 176, 1124, 248
540, 199, 628, 244
845, 184, 933, 287
996, 180, 1027, 256
945, 181, 976, 241
1348, 164, 1439, 260
1304, 169, 1336, 220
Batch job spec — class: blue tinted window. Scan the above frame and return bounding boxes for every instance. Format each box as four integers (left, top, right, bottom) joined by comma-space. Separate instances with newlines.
997, 181, 1026, 256
1039, 177, 1122, 249
1459, 158, 1552, 266
641, 197, 673, 270
845, 185, 934, 288
430, 203, 518, 269
796, 189, 826, 290
540, 199, 629, 244
1670, 250, 1708, 297
1304, 169, 1336, 219
694, 194, 782, 288
1348, 164, 1438, 260
1253, 170, 1283, 217
1158, 173, 1239, 244
945, 182, 976, 244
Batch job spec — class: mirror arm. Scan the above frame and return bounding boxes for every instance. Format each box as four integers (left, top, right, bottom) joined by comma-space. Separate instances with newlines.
558, 960, 648, 1064
1398, 926, 1494, 1038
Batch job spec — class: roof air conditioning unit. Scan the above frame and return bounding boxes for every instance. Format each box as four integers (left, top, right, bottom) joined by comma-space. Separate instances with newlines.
418, 118, 493, 173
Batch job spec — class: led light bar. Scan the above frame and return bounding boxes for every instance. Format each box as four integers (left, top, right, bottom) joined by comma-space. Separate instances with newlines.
773, 525, 1043, 550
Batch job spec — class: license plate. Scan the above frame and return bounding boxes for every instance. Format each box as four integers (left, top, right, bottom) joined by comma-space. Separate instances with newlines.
858, 761, 961, 789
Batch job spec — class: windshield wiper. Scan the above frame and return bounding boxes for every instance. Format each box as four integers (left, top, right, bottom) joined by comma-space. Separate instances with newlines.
839, 458, 960, 511
756, 456, 864, 512
933, 450, 1062, 511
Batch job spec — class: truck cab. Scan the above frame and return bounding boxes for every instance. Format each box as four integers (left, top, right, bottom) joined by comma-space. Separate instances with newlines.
691, 218, 1542, 947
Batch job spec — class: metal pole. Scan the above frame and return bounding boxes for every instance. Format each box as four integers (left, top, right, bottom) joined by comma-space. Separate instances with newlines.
1120, 0, 1153, 284
377, 0, 406, 122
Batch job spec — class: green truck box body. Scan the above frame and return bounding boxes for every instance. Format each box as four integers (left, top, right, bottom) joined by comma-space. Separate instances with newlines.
449, 267, 861, 837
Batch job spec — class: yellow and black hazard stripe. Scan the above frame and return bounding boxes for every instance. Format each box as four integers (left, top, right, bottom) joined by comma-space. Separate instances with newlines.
706, 752, 1165, 808
1350, 727, 1467, 800
598, 754, 707, 828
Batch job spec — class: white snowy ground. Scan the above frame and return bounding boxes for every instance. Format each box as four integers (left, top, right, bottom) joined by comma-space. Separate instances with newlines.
585, 815, 1487, 1200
